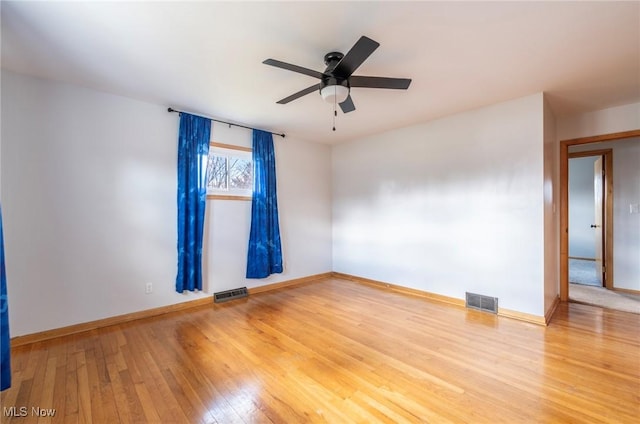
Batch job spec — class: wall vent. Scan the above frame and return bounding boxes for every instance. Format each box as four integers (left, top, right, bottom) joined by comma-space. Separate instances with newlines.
465, 292, 498, 314
214, 287, 248, 303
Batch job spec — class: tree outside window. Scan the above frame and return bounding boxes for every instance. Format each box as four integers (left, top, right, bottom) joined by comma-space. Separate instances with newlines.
206, 143, 253, 199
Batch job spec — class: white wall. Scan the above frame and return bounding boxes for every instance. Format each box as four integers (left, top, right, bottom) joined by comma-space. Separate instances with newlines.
611, 138, 640, 290
569, 138, 640, 290
557, 102, 640, 140
568, 156, 597, 258
1, 70, 332, 336
0, 72, 2, 193
543, 97, 559, 313
332, 93, 546, 316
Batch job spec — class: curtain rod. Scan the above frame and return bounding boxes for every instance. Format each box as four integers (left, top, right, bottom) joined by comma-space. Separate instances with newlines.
167, 108, 285, 138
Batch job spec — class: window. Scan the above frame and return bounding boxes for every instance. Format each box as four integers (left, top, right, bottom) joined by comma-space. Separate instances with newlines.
207, 142, 253, 200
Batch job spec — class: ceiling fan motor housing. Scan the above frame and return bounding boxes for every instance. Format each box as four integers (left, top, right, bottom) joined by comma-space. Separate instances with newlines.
320, 76, 349, 89
322, 51, 349, 99
324, 51, 344, 68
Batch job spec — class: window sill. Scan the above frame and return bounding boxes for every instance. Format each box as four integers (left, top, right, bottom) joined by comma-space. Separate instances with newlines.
207, 194, 252, 201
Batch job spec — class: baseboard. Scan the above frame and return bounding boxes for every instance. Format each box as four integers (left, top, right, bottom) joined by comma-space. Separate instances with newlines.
498, 308, 548, 326
12, 271, 551, 346
11, 296, 212, 347
248, 272, 332, 295
11, 272, 332, 347
332, 272, 547, 326
332, 272, 465, 307
543, 295, 561, 325
612, 287, 640, 295
568, 256, 596, 262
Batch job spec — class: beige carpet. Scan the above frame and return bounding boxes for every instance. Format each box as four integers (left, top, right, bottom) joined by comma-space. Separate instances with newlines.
569, 283, 640, 314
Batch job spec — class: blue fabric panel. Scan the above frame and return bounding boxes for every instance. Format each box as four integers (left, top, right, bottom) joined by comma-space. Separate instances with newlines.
176, 113, 211, 292
1, 205, 11, 391
247, 130, 283, 278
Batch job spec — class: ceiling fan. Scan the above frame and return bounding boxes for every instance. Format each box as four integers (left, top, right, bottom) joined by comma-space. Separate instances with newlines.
263, 36, 411, 114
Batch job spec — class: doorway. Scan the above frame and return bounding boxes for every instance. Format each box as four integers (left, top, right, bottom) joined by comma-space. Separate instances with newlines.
560, 129, 640, 302
568, 150, 612, 289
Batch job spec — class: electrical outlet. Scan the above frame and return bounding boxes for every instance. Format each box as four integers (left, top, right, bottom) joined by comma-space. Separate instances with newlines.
630, 203, 640, 214
145, 282, 153, 294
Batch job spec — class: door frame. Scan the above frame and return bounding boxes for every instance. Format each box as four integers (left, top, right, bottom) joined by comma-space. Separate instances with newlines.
567, 149, 612, 288
560, 129, 640, 302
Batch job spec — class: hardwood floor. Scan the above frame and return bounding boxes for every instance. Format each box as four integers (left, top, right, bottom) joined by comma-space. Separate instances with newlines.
2, 277, 639, 423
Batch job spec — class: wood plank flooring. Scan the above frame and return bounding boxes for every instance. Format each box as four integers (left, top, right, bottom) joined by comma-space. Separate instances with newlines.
1, 277, 639, 423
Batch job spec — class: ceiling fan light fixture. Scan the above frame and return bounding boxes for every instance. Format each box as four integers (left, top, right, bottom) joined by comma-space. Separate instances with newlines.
320, 84, 349, 104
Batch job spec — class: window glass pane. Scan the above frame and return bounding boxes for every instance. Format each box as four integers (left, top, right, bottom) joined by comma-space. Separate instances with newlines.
207, 154, 228, 190
206, 144, 253, 198
228, 157, 253, 190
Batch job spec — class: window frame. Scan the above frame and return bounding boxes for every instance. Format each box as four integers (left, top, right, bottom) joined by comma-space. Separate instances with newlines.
206, 142, 253, 201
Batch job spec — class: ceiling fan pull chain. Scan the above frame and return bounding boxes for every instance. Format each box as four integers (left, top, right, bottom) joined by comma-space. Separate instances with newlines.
333, 90, 337, 131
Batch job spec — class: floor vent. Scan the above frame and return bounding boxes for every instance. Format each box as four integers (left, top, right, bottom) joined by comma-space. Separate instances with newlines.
214, 287, 248, 303
465, 292, 498, 314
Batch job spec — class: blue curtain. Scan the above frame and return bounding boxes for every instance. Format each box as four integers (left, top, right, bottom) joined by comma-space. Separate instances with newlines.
176, 113, 211, 292
246, 130, 283, 278
1, 205, 10, 391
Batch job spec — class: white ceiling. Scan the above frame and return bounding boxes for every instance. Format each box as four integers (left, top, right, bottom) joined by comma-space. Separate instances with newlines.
2, 1, 639, 144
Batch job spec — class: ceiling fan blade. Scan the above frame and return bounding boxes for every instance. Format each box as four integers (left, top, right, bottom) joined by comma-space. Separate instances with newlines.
339, 95, 356, 113
349, 76, 412, 89
332, 36, 380, 78
276, 83, 322, 104
263, 59, 325, 79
